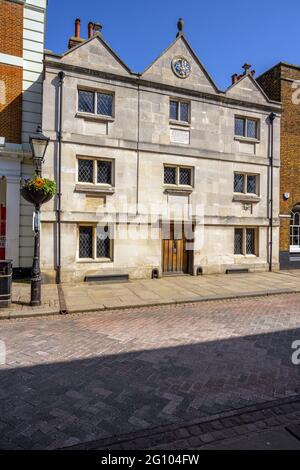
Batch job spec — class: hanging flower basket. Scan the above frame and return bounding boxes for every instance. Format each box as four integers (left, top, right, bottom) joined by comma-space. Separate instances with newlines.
20, 176, 56, 206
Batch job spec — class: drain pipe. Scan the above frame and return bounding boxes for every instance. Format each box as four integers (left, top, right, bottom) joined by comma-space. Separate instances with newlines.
268, 112, 276, 272
56, 71, 65, 285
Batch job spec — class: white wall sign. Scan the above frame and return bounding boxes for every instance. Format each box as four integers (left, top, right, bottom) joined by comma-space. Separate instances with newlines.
170, 128, 190, 145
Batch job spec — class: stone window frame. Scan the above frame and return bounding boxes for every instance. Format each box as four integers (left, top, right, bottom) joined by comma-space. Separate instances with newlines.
233, 172, 260, 196
77, 223, 114, 263
169, 98, 191, 126
77, 87, 115, 121
234, 115, 260, 142
163, 164, 194, 188
76, 156, 115, 187
234, 227, 259, 257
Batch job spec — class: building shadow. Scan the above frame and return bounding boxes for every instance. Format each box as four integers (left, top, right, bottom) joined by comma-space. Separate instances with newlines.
0, 323, 300, 449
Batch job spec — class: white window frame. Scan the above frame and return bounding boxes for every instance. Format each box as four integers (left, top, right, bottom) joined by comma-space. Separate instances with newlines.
234, 116, 260, 141
234, 227, 259, 257
290, 210, 300, 253
77, 224, 113, 262
233, 172, 260, 196
77, 88, 115, 119
163, 164, 194, 188
77, 156, 114, 187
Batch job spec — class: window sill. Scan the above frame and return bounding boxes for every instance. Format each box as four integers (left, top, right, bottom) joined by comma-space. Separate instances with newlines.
234, 254, 257, 258
164, 185, 193, 195
233, 194, 261, 203
169, 120, 190, 128
77, 258, 113, 264
75, 184, 115, 195
75, 112, 115, 123
234, 136, 260, 144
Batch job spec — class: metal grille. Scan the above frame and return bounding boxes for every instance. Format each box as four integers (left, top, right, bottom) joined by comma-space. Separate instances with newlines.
78, 159, 93, 183
179, 168, 192, 186
235, 117, 245, 136
97, 93, 113, 116
180, 102, 189, 122
169, 100, 178, 120
97, 161, 112, 184
247, 119, 257, 139
96, 226, 110, 258
246, 228, 255, 255
79, 227, 93, 258
247, 175, 257, 194
164, 166, 176, 185
78, 90, 94, 113
234, 228, 243, 255
234, 173, 244, 193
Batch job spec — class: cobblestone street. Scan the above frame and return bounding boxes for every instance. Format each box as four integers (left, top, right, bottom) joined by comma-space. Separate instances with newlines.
1, 293, 300, 449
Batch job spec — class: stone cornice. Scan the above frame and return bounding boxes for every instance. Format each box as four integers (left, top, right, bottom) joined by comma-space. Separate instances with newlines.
45, 60, 282, 114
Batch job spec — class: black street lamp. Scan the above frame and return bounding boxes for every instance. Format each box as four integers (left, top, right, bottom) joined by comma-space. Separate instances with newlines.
29, 126, 50, 306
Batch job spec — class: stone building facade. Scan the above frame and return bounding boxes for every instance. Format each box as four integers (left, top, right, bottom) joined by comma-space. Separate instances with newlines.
0, 0, 47, 272
41, 20, 281, 283
258, 63, 300, 269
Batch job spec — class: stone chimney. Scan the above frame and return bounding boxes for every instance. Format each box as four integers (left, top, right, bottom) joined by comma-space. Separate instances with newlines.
88, 22, 103, 38
68, 18, 85, 49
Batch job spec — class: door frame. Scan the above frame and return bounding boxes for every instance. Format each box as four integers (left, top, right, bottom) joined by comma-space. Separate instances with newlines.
161, 221, 194, 275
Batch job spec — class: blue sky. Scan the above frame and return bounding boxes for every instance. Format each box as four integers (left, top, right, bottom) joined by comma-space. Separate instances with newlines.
46, 0, 299, 90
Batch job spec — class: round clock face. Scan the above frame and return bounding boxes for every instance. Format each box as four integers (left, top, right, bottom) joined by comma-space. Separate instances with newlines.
172, 57, 191, 78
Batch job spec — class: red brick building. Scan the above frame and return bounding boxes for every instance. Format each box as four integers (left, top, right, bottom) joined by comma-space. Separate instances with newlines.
0, 0, 47, 272
258, 63, 300, 268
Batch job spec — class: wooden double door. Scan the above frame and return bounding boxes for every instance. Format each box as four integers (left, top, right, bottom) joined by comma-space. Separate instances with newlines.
162, 223, 190, 274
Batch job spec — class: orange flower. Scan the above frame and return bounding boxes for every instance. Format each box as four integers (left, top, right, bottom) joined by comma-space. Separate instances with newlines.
34, 177, 45, 188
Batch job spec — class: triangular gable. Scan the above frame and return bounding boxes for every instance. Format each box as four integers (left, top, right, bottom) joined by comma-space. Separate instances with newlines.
61, 34, 133, 77
141, 34, 219, 94
226, 73, 271, 105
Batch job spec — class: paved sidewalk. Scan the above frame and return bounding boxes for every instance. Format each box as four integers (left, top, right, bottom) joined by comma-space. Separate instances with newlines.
3, 270, 300, 320
1, 293, 300, 449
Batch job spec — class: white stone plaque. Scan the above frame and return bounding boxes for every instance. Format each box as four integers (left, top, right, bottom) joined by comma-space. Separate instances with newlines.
170, 128, 190, 145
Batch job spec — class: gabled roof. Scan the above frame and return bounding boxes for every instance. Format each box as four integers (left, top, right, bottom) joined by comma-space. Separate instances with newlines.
141, 33, 220, 93
225, 71, 279, 104
61, 33, 134, 75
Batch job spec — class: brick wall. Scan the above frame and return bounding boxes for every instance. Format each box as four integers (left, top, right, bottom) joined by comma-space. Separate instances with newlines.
0, 63, 22, 143
0, 0, 23, 56
258, 64, 300, 251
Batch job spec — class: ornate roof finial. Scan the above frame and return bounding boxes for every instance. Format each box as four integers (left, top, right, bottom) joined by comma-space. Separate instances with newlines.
242, 63, 252, 74
176, 18, 184, 37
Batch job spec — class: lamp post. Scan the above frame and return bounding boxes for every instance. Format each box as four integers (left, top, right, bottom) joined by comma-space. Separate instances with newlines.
29, 126, 49, 306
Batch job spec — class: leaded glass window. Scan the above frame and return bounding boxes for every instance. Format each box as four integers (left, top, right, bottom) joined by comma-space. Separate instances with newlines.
247, 119, 257, 139
234, 173, 244, 193
169, 99, 190, 122
170, 100, 178, 120
234, 228, 243, 255
247, 175, 256, 194
234, 173, 258, 195
164, 166, 176, 185
78, 159, 93, 183
235, 118, 245, 137
180, 102, 189, 122
235, 116, 259, 139
97, 93, 113, 117
179, 167, 192, 186
96, 226, 110, 258
78, 90, 94, 113
79, 226, 93, 258
246, 228, 255, 255
97, 161, 112, 184
234, 227, 257, 256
